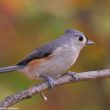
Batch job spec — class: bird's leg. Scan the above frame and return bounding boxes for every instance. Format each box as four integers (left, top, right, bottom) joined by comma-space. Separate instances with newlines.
66, 71, 79, 80
38, 75, 56, 101
39, 75, 56, 88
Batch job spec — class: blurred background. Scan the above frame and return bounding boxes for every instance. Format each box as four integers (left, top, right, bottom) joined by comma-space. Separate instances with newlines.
0, 0, 110, 110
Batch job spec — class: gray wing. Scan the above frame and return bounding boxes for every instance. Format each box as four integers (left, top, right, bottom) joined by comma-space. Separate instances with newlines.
17, 41, 59, 66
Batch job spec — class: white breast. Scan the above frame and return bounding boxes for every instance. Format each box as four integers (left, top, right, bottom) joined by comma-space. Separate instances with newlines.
36, 45, 79, 77
20, 45, 80, 79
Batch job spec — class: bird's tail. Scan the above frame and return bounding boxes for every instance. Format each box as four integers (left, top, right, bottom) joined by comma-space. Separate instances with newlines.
0, 66, 22, 74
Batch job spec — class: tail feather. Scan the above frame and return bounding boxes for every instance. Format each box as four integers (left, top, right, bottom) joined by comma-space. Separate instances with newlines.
0, 66, 22, 73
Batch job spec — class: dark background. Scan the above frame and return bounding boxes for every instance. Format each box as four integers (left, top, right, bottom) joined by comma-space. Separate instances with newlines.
0, 0, 110, 110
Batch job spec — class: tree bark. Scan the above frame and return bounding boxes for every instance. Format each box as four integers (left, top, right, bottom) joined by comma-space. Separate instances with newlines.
0, 69, 110, 109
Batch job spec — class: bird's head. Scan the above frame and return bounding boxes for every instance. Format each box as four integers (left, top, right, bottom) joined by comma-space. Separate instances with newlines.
64, 29, 94, 50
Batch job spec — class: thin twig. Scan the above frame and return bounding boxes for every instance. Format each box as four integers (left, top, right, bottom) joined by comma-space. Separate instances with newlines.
0, 69, 110, 109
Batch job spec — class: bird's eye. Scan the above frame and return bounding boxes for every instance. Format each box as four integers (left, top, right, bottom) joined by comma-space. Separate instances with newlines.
79, 36, 83, 41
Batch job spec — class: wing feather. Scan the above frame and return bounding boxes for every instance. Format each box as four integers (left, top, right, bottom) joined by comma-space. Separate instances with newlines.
17, 43, 55, 65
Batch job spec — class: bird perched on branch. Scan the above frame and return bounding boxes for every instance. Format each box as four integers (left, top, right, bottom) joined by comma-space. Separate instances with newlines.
0, 29, 94, 88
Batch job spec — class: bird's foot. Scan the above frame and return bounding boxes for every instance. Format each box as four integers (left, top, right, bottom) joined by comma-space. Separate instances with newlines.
67, 71, 79, 81
40, 75, 56, 88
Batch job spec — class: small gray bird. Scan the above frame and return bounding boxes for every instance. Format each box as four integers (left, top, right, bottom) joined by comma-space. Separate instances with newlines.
0, 29, 94, 87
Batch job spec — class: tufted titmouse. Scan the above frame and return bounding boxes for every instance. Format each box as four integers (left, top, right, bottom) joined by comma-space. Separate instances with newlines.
0, 29, 94, 87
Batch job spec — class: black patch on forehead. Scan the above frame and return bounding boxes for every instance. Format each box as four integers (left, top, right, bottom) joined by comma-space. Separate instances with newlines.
85, 35, 89, 43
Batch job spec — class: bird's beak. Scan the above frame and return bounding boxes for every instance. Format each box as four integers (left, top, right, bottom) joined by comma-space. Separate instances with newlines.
86, 40, 95, 45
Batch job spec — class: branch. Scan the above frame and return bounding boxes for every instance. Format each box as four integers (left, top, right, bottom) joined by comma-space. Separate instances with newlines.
0, 69, 110, 109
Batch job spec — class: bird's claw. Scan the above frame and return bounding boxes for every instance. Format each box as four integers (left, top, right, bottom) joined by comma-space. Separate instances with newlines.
47, 77, 56, 88
67, 71, 79, 80
40, 75, 56, 88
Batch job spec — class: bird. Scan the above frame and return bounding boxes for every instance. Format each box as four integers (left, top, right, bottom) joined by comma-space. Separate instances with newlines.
0, 29, 94, 87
